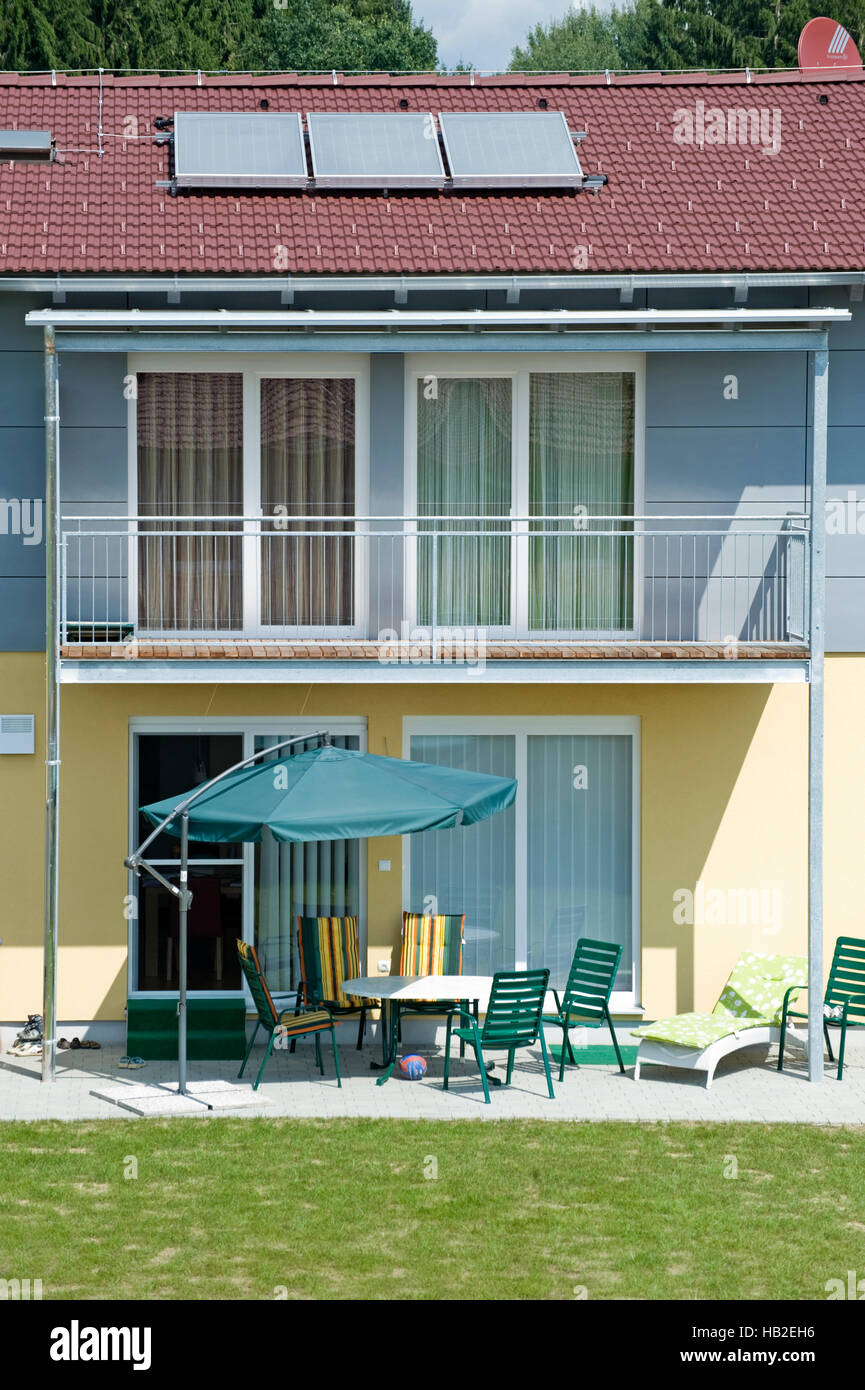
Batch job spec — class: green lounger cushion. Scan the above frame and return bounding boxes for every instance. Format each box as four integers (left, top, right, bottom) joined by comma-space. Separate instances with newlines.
633, 951, 807, 1048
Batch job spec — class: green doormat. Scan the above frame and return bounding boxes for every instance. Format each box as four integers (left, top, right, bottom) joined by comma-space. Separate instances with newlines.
548, 1044, 638, 1067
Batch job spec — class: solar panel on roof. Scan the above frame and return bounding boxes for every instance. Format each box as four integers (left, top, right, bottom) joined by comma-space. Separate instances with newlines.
173, 112, 307, 189
439, 112, 583, 189
307, 112, 445, 189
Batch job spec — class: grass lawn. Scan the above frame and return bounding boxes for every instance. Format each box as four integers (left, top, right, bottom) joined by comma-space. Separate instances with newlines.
2, 1119, 864, 1300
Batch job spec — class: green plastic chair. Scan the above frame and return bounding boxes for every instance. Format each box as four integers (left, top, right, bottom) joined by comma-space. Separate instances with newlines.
236, 940, 342, 1091
542, 938, 624, 1081
778, 936, 865, 1081
443, 968, 554, 1104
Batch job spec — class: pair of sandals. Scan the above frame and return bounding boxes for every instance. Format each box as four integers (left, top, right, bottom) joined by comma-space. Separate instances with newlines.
7, 1040, 42, 1057
119, 1056, 145, 1069
58, 1037, 101, 1050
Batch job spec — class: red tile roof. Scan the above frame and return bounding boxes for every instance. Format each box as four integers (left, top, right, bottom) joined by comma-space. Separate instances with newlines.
0, 68, 863, 276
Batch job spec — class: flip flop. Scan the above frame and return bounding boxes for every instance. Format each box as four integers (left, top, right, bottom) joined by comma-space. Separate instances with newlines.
118, 1056, 145, 1069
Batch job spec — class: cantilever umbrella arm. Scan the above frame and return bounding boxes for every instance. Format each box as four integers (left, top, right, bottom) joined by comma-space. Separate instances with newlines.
124, 730, 330, 1095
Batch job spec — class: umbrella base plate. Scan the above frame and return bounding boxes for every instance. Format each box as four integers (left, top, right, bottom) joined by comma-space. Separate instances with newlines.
90, 1079, 270, 1117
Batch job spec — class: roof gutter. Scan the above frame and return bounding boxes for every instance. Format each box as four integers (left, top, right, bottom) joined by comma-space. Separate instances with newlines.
4, 271, 865, 300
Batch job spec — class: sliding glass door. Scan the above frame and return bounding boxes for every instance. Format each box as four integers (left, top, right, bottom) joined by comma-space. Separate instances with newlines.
130, 723, 366, 999
525, 733, 634, 992
529, 372, 635, 632
416, 377, 512, 629
407, 721, 638, 998
412, 362, 638, 638
260, 378, 357, 631
137, 373, 244, 631
133, 365, 363, 638
407, 734, 516, 975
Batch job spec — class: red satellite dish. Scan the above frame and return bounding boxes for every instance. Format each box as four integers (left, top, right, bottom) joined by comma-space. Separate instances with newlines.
798, 16, 862, 70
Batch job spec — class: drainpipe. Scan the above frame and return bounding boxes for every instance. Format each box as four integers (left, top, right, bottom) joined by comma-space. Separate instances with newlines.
41, 327, 61, 1082
807, 348, 828, 1083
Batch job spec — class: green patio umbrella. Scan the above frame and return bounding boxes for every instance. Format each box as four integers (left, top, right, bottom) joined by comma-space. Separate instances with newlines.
126, 733, 517, 1098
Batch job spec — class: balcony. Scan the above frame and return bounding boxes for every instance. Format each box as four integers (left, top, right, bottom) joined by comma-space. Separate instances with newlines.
59, 514, 809, 668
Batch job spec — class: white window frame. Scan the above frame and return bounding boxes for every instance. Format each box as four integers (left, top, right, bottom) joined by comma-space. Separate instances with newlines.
403, 351, 646, 640
127, 715, 367, 1002
126, 353, 371, 639
402, 714, 641, 1011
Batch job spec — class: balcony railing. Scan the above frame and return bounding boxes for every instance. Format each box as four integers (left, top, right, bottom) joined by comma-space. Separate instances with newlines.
59, 514, 809, 654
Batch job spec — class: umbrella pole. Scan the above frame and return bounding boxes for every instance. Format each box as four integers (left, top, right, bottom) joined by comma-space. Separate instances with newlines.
178, 813, 190, 1095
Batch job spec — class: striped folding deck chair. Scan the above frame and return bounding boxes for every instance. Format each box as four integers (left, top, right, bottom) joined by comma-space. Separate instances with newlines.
236, 940, 341, 1092
296, 916, 377, 1050
395, 912, 473, 1055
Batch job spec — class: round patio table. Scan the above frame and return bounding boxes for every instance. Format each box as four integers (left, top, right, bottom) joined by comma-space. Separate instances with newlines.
343, 975, 493, 1085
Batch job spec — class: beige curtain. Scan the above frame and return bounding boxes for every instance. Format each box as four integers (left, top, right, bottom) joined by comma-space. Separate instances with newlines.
417, 378, 512, 628
529, 373, 635, 631
260, 378, 355, 628
137, 373, 243, 631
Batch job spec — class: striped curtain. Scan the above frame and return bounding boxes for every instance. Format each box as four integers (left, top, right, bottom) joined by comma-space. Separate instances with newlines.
254, 733, 361, 991
260, 378, 355, 628
137, 373, 243, 631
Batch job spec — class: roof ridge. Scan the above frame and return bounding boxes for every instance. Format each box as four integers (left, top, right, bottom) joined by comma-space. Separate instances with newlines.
1, 66, 865, 89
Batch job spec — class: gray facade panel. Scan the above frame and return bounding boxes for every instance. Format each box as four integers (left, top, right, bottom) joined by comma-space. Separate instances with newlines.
59, 353, 128, 428
827, 426, 865, 485
60, 427, 128, 504
826, 349, 865, 427
369, 354, 405, 514
646, 352, 808, 428
0, 427, 45, 497
645, 426, 807, 501
0, 577, 44, 650
0, 350, 43, 427
0, 292, 51, 350
825, 577, 865, 651
827, 529, 865, 578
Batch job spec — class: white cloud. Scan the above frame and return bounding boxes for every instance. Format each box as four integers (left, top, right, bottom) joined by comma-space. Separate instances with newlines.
421, 0, 578, 71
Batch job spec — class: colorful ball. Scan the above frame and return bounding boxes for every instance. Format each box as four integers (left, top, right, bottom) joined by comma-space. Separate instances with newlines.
399, 1054, 427, 1080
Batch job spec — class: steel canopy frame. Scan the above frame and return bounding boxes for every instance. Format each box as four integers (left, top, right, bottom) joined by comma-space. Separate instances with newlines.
38, 306, 832, 1084
123, 730, 329, 1100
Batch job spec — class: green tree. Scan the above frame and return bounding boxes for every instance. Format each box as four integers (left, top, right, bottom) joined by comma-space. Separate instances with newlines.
239, 0, 437, 72
511, 0, 865, 74
0, 0, 100, 70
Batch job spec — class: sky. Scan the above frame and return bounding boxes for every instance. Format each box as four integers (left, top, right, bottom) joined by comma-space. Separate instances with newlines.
424, 0, 590, 71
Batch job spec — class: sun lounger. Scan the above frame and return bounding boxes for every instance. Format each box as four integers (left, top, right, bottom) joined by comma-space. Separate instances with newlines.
632, 951, 807, 1087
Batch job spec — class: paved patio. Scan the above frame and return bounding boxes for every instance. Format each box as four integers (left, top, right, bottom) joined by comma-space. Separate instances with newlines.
2, 1031, 865, 1122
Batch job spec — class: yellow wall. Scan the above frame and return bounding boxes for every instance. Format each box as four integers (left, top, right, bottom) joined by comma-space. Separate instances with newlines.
1, 655, 863, 1022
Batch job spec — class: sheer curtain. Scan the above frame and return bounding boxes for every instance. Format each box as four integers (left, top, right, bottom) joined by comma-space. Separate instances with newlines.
260, 378, 355, 628
137, 373, 243, 630
254, 733, 361, 992
526, 734, 633, 992
529, 372, 635, 631
409, 734, 516, 975
417, 378, 511, 629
